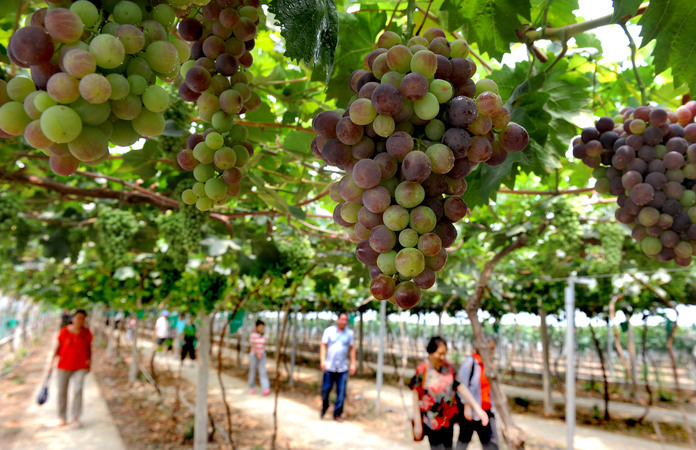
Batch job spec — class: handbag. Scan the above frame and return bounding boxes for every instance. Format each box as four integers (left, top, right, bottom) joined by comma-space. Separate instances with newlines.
36, 369, 52, 406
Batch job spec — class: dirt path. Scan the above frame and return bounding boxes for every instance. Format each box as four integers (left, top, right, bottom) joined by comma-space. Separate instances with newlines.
6, 331, 126, 450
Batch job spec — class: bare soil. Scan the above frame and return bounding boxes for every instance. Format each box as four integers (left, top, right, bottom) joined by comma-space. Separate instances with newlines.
0, 329, 52, 447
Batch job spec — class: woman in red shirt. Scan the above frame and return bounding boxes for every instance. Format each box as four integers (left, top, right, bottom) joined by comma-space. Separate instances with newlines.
410, 336, 488, 450
52, 309, 92, 427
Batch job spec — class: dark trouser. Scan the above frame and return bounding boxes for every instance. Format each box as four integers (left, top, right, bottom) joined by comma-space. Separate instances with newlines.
456, 411, 498, 450
181, 338, 196, 361
424, 424, 454, 450
321, 370, 347, 418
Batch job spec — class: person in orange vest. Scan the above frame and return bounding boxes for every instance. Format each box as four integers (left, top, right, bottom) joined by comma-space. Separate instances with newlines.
456, 334, 499, 450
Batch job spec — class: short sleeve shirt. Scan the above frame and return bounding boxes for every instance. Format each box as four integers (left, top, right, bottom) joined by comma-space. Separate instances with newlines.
57, 327, 92, 371
408, 359, 459, 430
321, 325, 354, 373
249, 331, 266, 354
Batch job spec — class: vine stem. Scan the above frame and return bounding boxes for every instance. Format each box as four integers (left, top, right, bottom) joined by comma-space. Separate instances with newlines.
234, 120, 315, 133
621, 23, 647, 105
415, 0, 433, 36
524, 5, 648, 44
405, 0, 415, 41
386, 0, 401, 30
252, 76, 309, 86
497, 187, 595, 196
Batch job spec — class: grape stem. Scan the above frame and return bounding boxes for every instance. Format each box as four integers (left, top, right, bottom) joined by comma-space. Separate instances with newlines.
415, 0, 434, 36
497, 187, 595, 195
620, 23, 647, 105
386, 0, 401, 30
252, 76, 310, 86
234, 120, 315, 133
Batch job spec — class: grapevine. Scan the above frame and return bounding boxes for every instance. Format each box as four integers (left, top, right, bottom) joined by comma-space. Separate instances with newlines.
174, 0, 263, 211
312, 28, 529, 309
94, 205, 140, 270
157, 204, 206, 271
548, 197, 582, 254
576, 102, 696, 265
0, 0, 189, 176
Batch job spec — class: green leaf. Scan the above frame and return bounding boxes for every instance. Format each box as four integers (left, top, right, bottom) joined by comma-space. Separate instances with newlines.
574, 33, 603, 54
283, 130, 316, 154
442, 0, 532, 60
248, 174, 290, 214
611, 0, 642, 23
638, 0, 696, 93
120, 141, 160, 179
268, 0, 338, 84
0, 0, 20, 18
531, 0, 579, 28
288, 205, 306, 220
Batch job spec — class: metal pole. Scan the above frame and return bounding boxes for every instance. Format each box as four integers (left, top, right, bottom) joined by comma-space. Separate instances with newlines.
194, 311, 210, 450
289, 313, 297, 387
376, 300, 386, 413
565, 279, 576, 450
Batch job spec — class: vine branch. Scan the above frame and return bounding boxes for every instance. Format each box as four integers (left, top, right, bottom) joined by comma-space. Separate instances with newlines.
620, 23, 647, 106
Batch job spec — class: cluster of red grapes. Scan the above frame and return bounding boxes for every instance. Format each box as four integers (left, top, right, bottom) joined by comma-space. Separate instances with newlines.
576, 102, 696, 265
312, 29, 529, 309
174, 0, 261, 210
0, 0, 189, 176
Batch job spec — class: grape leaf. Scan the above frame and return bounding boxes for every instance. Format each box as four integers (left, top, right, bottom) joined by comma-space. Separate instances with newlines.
638, 0, 696, 94
283, 130, 316, 155
268, 0, 338, 84
531, 0, 579, 28
611, 0, 642, 23
441, 0, 532, 60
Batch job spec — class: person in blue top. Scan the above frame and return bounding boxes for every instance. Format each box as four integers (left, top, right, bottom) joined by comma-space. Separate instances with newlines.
319, 312, 356, 422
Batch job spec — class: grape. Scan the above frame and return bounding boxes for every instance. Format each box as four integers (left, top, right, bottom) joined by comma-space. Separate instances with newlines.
410, 50, 437, 78
395, 181, 425, 208
338, 174, 365, 203
386, 131, 414, 158
447, 96, 478, 127
89, 34, 126, 69
362, 186, 391, 214
352, 159, 382, 189
499, 123, 529, 152
68, 126, 108, 162
9, 26, 54, 66
376, 251, 398, 276
132, 110, 165, 137
145, 41, 179, 74
426, 143, 455, 174
383, 205, 410, 231
395, 248, 425, 278
400, 72, 429, 101
372, 114, 395, 137
114, 25, 146, 55
410, 206, 437, 234
142, 85, 169, 113
79, 74, 111, 104
111, 95, 142, 120
349, 98, 378, 125
49, 153, 80, 176
46, 73, 80, 104
393, 281, 421, 309
401, 151, 432, 182
370, 274, 396, 300
369, 225, 397, 253
371, 83, 403, 116
356, 239, 379, 265
358, 207, 382, 229
70, 1, 98, 28
62, 50, 97, 78
113, 1, 142, 26
374, 152, 398, 179
40, 105, 82, 144
414, 93, 439, 120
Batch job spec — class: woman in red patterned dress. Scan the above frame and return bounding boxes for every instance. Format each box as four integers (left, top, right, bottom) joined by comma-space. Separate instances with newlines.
410, 336, 488, 450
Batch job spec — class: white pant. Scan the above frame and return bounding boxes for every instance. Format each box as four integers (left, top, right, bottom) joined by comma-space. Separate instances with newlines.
248, 353, 270, 391
57, 369, 87, 421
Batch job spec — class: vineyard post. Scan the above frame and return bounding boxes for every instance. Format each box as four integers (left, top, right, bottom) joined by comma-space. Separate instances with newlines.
564, 278, 576, 450
375, 299, 387, 413
194, 310, 211, 450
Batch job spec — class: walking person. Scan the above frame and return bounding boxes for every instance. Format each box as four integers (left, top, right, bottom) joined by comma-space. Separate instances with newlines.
410, 336, 488, 450
248, 319, 270, 395
456, 335, 499, 450
180, 315, 197, 366
319, 312, 356, 422
155, 310, 172, 354
52, 309, 92, 428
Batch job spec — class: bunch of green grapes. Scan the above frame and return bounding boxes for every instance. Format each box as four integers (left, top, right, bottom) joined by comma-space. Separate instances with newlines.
157, 201, 206, 270
276, 236, 315, 276
158, 87, 196, 156
0, 1, 191, 175
549, 198, 582, 253
94, 205, 140, 270
596, 222, 625, 270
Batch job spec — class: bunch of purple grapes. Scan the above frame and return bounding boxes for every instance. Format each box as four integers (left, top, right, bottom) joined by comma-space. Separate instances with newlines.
0, 0, 189, 176
174, 0, 262, 210
576, 102, 696, 265
312, 28, 529, 309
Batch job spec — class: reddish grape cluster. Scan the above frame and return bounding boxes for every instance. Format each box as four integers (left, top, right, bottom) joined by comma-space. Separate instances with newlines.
175, 0, 262, 209
312, 29, 529, 309
0, 0, 188, 176
577, 102, 696, 265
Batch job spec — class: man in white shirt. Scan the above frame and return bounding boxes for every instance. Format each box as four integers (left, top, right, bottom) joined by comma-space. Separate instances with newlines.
319, 312, 356, 422
155, 310, 172, 352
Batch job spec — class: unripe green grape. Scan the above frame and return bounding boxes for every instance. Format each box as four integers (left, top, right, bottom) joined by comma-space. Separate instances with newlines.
182, 189, 198, 205
34, 92, 57, 112
70, 1, 99, 28
399, 228, 419, 248
413, 92, 439, 120
372, 53, 390, 80
127, 74, 147, 96
341, 202, 361, 223
89, 34, 126, 69
386, 45, 412, 73
395, 247, 425, 278
629, 118, 646, 134
110, 120, 140, 146
214, 147, 237, 170
40, 105, 82, 143
7, 77, 36, 102
193, 164, 215, 182
349, 98, 377, 125
410, 50, 438, 78
180, 60, 196, 78
475, 79, 499, 95
377, 250, 397, 275
377, 31, 402, 49
113, 1, 143, 25
145, 41, 179, 74
229, 125, 249, 143
169, 37, 191, 65
153, 4, 176, 28
142, 85, 169, 112
381, 71, 404, 87
450, 39, 470, 58
212, 111, 234, 132
196, 196, 213, 211
205, 177, 227, 201
383, 205, 410, 231
132, 109, 165, 136
425, 119, 445, 140
429, 79, 453, 103
233, 144, 250, 167
194, 142, 215, 164
106, 74, 130, 100
373, 114, 395, 137
205, 132, 224, 149
70, 97, 111, 126
192, 182, 206, 197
